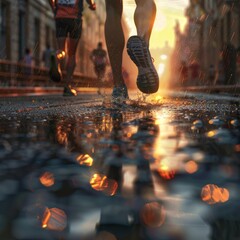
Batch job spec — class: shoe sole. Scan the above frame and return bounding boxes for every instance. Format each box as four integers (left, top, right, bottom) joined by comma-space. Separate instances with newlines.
127, 36, 159, 94
49, 55, 62, 83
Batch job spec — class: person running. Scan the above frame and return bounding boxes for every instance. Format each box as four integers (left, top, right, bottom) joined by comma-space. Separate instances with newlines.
104, 0, 159, 103
90, 42, 108, 93
42, 43, 53, 69
48, 0, 96, 96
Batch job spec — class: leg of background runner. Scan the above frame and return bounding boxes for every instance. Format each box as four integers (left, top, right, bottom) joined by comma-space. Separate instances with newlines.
65, 38, 80, 84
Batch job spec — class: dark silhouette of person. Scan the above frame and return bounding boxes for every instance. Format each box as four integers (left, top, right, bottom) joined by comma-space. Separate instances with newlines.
222, 42, 237, 85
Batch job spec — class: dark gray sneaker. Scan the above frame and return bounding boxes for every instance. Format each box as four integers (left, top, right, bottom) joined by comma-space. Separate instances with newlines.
127, 36, 159, 94
111, 84, 129, 104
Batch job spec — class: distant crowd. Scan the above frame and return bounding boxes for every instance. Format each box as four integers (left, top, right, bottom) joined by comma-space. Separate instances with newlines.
178, 43, 240, 87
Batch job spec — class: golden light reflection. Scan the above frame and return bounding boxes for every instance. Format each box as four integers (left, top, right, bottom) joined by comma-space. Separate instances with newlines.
153, 95, 163, 103
103, 179, 118, 196
39, 172, 55, 187
42, 208, 51, 228
185, 161, 198, 174
207, 131, 215, 138
56, 125, 68, 145
90, 173, 107, 191
201, 184, 230, 205
158, 63, 165, 77
141, 202, 166, 228
56, 50, 66, 60
42, 208, 67, 231
157, 164, 175, 180
76, 154, 93, 166
153, 112, 180, 159
90, 173, 118, 196
235, 144, 240, 152
123, 126, 137, 140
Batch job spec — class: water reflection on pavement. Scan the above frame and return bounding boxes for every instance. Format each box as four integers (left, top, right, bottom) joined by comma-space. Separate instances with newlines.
0, 97, 240, 240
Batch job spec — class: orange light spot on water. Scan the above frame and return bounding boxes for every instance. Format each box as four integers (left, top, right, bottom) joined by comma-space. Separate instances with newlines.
235, 144, 240, 152
39, 172, 55, 187
90, 173, 118, 196
103, 179, 118, 196
185, 160, 198, 174
157, 165, 175, 180
45, 208, 67, 231
42, 208, 51, 229
207, 131, 215, 137
141, 202, 166, 228
90, 173, 108, 191
201, 184, 230, 205
76, 154, 93, 166
56, 125, 68, 145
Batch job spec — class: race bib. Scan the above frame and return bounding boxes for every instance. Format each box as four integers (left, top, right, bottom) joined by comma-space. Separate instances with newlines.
58, 0, 77, 5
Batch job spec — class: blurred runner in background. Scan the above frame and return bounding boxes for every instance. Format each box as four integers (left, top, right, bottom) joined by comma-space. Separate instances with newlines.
90, 42, 108, 94
48, 0, 96, 96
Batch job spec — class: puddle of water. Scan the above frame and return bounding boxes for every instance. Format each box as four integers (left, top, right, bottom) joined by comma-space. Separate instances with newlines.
0, 100, 239, 240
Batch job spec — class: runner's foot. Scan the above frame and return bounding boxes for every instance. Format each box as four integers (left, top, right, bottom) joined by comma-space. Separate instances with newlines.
127, 36, 159, 94
63, 85, 77, 97
111, 84, 129, 104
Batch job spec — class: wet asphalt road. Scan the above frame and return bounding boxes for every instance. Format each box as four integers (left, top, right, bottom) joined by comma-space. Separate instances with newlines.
0, 91, 239, 240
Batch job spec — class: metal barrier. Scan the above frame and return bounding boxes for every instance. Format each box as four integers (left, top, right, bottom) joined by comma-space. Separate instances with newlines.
0, 60, 112, 88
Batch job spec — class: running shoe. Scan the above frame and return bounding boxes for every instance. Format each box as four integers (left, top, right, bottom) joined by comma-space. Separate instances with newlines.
127, 36, 159, 94
63, 85, 77, 97
49, 53, 62, 83
111, 84, 129, 104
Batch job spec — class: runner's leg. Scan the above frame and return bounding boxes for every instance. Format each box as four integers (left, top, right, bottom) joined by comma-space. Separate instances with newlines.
105, 0, 125, 87
126, 0, 159, 94
56, 37, 66, 71
134, 0, 156, 45
65, 38, 79, 83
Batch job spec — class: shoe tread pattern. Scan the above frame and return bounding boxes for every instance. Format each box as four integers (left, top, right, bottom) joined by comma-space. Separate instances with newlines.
127, 36, 159, 94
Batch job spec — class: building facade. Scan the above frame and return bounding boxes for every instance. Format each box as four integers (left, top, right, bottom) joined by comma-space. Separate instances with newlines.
201, 0, 240, 79
174, 0, 240, 85
0, 0, 106, 77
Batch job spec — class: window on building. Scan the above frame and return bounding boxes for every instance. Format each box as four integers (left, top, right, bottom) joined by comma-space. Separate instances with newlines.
45, 25, 50, 46
18, 0, 27, 61
226, 11, 231, 42
221, 18, 224, 48
52, 29, 56, 49
34, 18, 40, 66
18, 11, 26, 61
0, 2, 10, 59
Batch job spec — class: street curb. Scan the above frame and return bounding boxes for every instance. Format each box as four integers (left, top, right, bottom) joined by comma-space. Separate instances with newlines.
176, 85, 240, 95
0, 87, 101, 97
0, 85, 239, 97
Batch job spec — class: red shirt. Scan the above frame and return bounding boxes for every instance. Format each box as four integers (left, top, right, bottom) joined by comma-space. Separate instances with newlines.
55, 0, 83, 19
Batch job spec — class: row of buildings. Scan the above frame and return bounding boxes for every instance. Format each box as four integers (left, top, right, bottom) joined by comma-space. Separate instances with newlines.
0, 0, 106, 77
172, 0, 240, 86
